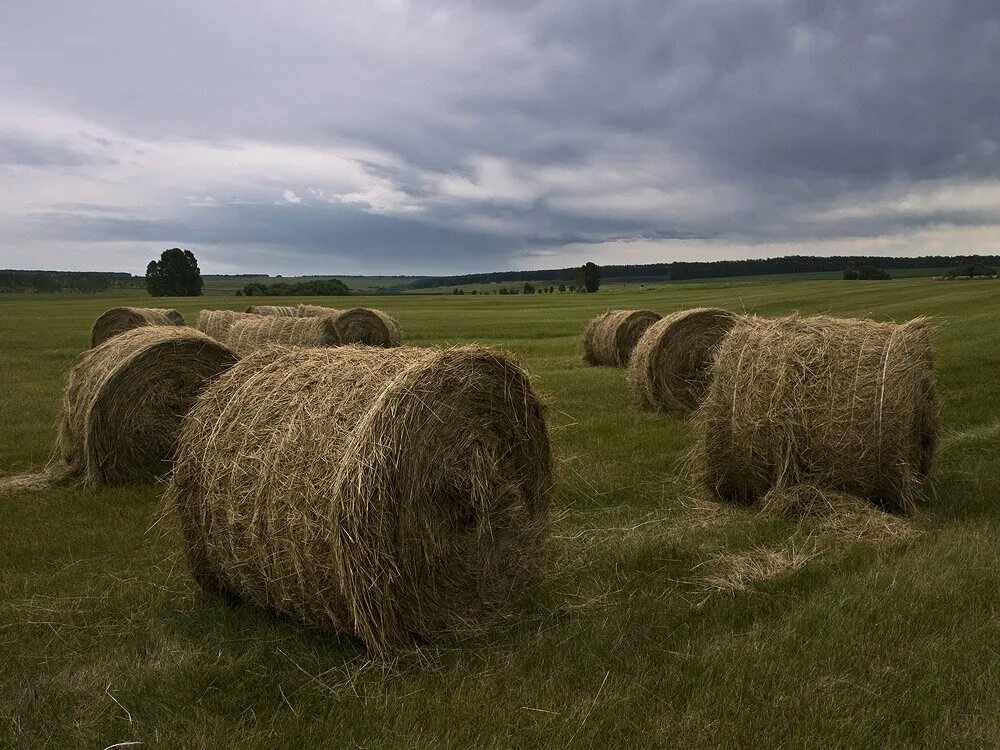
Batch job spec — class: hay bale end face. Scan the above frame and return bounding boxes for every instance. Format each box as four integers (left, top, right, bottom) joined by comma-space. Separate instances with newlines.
629, 307, 738, 417
694, 315, 938, 513
59, 326, 238, 487
245, 305, 299, 316
226, 315, 340, 356
332, 307, 403, 347
583, 309, 662, 367
196, 309, 256, 342
91, 307, 186, 348
169, 345, 552, 653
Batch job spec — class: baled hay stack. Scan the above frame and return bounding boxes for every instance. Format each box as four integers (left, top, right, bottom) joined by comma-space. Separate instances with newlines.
59, 326, 238, 487
196, 309, 256, 342
245, 305, 299, 316
694, 315, 938, 513
91, 307, 186, 348
629, 308, 738, 417
583, 309, 662, 367
226, 315, 340, 356
169, 345, 552, 653
298, 305, 403, 347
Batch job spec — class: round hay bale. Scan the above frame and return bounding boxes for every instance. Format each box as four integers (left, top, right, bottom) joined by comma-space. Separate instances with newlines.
245, 305, 299, 316
196, 309, 256, 342
226, 315, 340, 356
629, 307, 738, 417
694, 315, 938, 513
298, 305, 403, 346
169, 345, 552, 653
58, 326, 238, 487
91, 307, 186, 348
582, 310, 661, 367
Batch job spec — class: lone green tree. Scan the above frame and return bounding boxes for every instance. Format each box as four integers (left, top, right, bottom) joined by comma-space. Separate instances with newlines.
578, 261, 601, 293
146, 247, 203, 296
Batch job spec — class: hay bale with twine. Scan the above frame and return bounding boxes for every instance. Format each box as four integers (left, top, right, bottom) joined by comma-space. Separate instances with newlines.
226, 315, 341, 356
91, 307, 186, 348
629, 308, 738, 417
298, 305, 403, 347
196, 309, 256, 342
583, 310, 661, 367
58, 326, 238, 487
168, 344, 552, 653
245, 305, 299, 316
694, 315, 938, 513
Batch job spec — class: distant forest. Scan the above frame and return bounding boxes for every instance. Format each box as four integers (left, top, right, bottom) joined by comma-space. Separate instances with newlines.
409, 254, 1000, 288
0, 270, 137, 293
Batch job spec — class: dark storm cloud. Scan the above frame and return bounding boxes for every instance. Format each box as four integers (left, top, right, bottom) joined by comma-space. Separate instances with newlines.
1, 0, 998, 272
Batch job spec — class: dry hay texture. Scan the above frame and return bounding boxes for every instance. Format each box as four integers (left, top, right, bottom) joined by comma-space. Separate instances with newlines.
168, 344, 552, 653
196, 309, 257, 342
91, 307, 186, 348
58, 326, 238, 487
226, 315, 341, 356
298, 304, 403, 347
694, 315, 939, 513
629, 307, 738, 417
245, 304, 299, 316
582, 309, 662, 367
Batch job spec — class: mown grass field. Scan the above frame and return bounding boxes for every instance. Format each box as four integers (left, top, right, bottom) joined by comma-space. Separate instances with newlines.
2, 277, 1000, 748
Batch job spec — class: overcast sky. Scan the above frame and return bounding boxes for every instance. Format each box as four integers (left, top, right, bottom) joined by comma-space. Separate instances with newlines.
1, 1, 998, 275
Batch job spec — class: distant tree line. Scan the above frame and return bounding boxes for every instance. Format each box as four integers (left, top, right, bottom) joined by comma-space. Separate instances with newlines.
411, 254, 1000, 288
843, 266, 892, 280
240, 278, 350, 296
0, 269, 137, 294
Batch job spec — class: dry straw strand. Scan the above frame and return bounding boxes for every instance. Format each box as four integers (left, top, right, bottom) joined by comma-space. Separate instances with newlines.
168, 344, 552, 654
299, 305, 403, 347
245, 305, 299, 316
582, 309, 661, 367
629, 307, 738, 416
91, 307, 186, 348
694, 314, 938, 513
58, 326, 238, 487
196, 309, 256, 342
225, 315, 341, 355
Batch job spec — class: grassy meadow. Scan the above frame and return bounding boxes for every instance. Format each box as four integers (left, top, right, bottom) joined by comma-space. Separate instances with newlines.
2, 277, 1000, 748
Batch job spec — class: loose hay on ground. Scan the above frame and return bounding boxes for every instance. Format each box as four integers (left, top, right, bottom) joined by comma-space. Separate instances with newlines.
168, 344, 552, 654
629, 307, 737, 416
58, 326, 238, 487
694, 314, 939, 513
90, 307, 186, 348
582, 309, 662, 367
298, 305, 403, 347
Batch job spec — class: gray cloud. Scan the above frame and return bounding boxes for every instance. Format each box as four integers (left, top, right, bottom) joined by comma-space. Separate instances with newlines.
0, 0, 998, 273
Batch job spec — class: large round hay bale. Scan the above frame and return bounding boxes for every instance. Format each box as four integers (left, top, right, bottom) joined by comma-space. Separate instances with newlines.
582, 310, 661, 367
629, 308, 738, 417
298, 305, 403, 347
196, 309, 256, 342
169, 345, 552, 653
245, 305, 299, 316
225, 315, 340, 356
694, 315, 938, 513
59, 326, 238, 487
91, 307, 186, 348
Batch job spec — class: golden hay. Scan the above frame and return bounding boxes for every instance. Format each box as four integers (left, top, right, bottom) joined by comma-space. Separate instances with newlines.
90, 307, 186, 348
58, 326, 238, 487
196, 309, 256, 342
694, 315, 938, 513
582, 309, 661, 367
760, 484, 915, 543
225, 315, 340, 356
298, 305, 403, 347
245, 305, 299, 316
168, 345, 552, 653
629, 307, 737, 417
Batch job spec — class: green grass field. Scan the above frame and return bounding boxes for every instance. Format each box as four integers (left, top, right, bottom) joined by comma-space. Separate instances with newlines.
2, 278, 1000, 748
